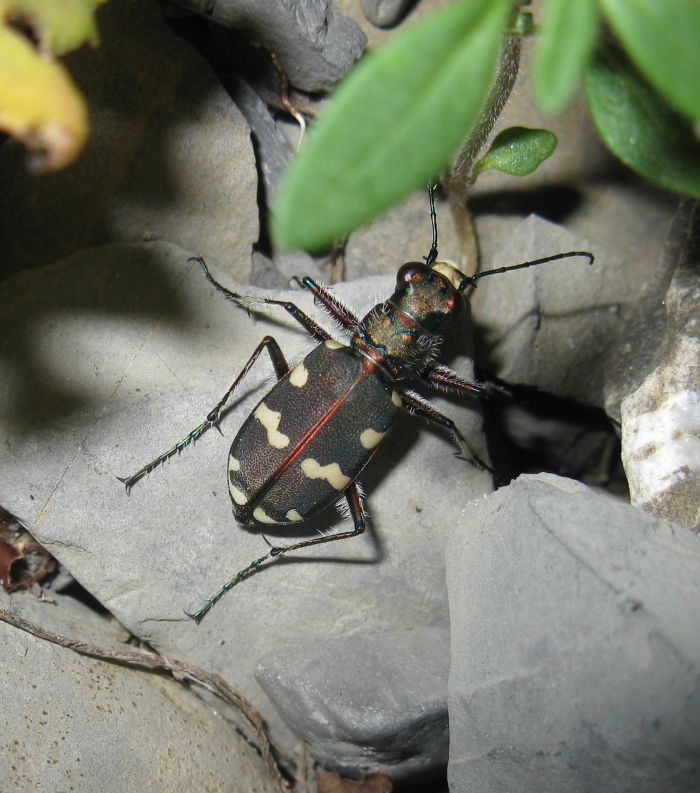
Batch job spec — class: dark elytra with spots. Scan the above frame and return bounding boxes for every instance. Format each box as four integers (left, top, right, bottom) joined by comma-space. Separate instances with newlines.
119, 187, 593, 622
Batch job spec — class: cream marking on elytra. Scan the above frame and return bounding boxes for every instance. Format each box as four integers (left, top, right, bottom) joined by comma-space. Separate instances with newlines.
229, 455, 241, 471
300, 458, 351, 491
254, 402, 290, 449
286, 509, 304, 522
229, 483, 248, 505
360, 428, 386, 449
289, 361, 309, 387
391, 390, 402, 407
324, 339, 344, 350
253, 506, 278, 524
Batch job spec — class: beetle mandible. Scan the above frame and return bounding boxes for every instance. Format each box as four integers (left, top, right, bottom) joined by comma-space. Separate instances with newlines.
119, 187, 593, 622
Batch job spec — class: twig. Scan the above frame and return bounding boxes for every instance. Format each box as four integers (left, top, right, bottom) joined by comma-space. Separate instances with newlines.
0, 608, 289, 792
269, 51, 307, 150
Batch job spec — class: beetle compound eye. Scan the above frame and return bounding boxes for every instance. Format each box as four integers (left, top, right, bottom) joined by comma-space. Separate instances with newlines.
397, 262, 427, 284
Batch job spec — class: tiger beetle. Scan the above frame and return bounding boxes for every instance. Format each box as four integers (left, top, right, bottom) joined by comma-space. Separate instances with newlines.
119, 186, 593, 623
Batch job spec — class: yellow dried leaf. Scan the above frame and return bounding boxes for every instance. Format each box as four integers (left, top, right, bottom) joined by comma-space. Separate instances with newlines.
0, 25, 87, 171
0, 0, 105, 56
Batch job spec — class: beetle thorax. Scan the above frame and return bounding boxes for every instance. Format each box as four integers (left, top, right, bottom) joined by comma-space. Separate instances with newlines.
351, 300, 443, 378
350, 261, 465, 378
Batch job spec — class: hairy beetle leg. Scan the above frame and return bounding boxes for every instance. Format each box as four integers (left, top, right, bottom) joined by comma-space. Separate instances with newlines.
293, 275, 360, 330
400, 390, 494, 474
193, 257, 335, 344
118, 336, 290, 490
186, 485, 367, 621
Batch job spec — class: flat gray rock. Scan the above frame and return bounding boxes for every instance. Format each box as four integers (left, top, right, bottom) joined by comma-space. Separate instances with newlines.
0, 240, 492, 757
226, 76, 324, 285
447, 473, 700, 793
360, 0, 414, 28
344, 189, 462, 281
0, 0, 258, 282
256, 626, 450, 781
0, 589, 280, 793
470, 215, 605, 407
184, 0, 367, 92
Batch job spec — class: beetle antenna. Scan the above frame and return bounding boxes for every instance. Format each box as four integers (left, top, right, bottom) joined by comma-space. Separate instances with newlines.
424, 184, 439, 266
464, 250, 594, 289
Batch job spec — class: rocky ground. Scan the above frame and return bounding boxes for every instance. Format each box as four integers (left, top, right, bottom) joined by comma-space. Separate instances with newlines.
0, 1, 697, 791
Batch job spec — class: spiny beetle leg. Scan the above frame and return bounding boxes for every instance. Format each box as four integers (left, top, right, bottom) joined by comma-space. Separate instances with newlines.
292, 275, 360, 330
184, 551, 272, 624
399, 390, 493, 473
423, 364, 489, 398
241, 295, 332, 343
185, 485, 367, 622
423, 365, 514, 402
192, 256, 333, 344
118, 336, 290, 491
208, 335, 289, 427
266, 483, 366, 555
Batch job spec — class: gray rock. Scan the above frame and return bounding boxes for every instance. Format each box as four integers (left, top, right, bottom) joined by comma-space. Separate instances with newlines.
226, 76, 324, 285
620, 201, 700, 532
447, 473, 700, 793
0, 0, 258, 282
360, 0, 414, 28
470, 215, 609, 407
344, 189, 462, 281
256, 626, 450, 781
335, 0, 452, 50
0, 240, 492, 759
468, 216, 619, 477
181, 0, 367, 92
0, 589, 280, 793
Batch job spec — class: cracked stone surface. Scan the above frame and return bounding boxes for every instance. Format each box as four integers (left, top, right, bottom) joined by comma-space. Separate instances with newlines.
447, 473, 700, 793
256, 625, 450, 782
0, 240, 491, 765
180, 0, 367, 92
0, 589, 279, 793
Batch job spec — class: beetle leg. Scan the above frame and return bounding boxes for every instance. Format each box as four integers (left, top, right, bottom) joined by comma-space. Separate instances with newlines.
399, 389, 493, 473
422, 364, 487, 397
267, 483, 367, 556
292, 275, 360, 330
185, 484, 367, 623
422, 364, 513, 400
118, 336, 290, 491
194, 256, 333, 343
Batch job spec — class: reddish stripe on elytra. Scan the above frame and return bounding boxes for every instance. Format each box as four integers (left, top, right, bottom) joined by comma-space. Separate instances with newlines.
243, 361, 380, 518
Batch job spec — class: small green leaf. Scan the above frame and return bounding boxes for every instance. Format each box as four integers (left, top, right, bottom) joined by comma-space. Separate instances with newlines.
583, 45, 700, 198
475, 126, 557, 176
532, 0, 598, 114
272, 0, 511, 252
598, 0, 700, 121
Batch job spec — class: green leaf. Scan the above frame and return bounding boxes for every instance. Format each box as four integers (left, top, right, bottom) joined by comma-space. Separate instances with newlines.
272, 0, 511, 252
597, 0, 700, 122
532, 0, 598, 114
474, 126, 557, 176
583, 45, 700, 199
